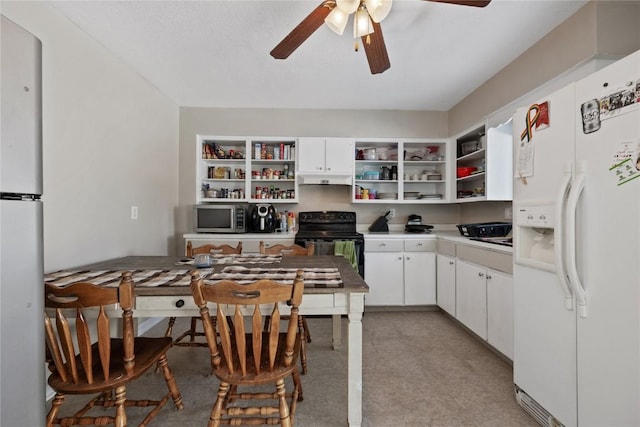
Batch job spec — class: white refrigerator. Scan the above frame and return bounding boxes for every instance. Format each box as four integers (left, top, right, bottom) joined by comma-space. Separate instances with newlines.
0, 15, 46, 426
512, 49, 640, 427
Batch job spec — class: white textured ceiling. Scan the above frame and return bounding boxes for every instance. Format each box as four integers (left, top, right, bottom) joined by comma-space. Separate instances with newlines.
51, 0, 589, 111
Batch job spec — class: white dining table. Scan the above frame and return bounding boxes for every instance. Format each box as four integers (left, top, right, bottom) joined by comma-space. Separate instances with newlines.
47, 254, 369, 427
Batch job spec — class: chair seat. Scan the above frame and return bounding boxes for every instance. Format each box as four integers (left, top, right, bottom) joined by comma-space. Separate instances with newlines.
214, 333, 301, 387
48, 337, 173, 394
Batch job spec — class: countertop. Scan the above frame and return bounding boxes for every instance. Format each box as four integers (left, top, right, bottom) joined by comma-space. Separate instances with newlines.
184, 228, 513, 254
360, 227, 512, 254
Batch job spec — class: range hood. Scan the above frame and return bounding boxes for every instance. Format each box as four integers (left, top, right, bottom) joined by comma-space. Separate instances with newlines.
297, 173, 352, 185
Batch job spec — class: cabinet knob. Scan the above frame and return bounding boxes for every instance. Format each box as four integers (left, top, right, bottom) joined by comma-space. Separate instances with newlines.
417, 242, 423, 246
487, 274, 492, 279
175, 299, 185, 308
449, 261, 454, 265
397, 256, 403, 261
379, 243, 386, 247
406, 256, 411, 261
478, 272, 485, 277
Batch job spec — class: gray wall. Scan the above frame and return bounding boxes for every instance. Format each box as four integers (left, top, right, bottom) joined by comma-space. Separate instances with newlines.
1, 2, 180, 270
448, 0, 640, 135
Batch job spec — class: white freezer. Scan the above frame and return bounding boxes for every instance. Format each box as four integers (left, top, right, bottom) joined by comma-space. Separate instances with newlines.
512, 82, 579, 427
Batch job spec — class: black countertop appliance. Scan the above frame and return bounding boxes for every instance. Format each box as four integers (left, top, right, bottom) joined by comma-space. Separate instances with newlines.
250, 203, 277, 233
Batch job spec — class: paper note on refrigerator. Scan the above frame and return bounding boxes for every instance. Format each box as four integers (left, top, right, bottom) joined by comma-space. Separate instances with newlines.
516, 143, 535, 179
609, 139, 640, 186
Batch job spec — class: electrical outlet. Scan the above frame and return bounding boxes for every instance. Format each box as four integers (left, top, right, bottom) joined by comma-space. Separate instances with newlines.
131, 206, 138, 220
504, 206, 512, 220
389, 209, 396, 218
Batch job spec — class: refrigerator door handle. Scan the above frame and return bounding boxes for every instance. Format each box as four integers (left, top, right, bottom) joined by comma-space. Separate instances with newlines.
554, 165, 574, 310
566, 166, 587, 317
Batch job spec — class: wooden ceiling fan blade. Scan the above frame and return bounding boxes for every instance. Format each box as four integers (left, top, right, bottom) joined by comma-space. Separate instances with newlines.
270, 1, 333, 59
424, 0, 491, 7
362, 22, 390, 75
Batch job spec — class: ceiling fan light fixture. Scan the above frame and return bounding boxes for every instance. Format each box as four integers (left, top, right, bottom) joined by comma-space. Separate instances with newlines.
325, 7, 349, 35
364, 0, 392, 23
336, 0, 360, 14
353, 7, 374, 38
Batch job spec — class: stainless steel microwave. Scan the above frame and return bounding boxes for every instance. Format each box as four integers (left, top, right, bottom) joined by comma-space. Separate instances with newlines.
194, 204, 247, 233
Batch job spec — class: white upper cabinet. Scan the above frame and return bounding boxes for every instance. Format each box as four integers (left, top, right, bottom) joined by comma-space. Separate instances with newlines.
353, 138, 450, 203
297, 137, 355, 184
196, 136, 298, 203
454, 121, 513, 202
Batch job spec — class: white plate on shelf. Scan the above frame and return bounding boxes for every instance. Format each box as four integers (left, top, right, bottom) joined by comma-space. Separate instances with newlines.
377, 192, 397, 199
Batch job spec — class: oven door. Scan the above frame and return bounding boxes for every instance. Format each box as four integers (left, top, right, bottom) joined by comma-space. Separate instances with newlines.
294, 237, 365, 278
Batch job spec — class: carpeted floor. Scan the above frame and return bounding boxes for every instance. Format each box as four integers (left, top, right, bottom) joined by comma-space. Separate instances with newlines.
47, 311, 538, 426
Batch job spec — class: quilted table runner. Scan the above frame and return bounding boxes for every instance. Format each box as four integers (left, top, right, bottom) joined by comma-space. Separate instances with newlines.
45, 269, 210, 288
175, 254, 282, 265
207, 266, 343, 288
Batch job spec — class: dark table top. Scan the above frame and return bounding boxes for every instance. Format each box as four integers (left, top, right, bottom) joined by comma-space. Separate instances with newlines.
69, 255, 368, 296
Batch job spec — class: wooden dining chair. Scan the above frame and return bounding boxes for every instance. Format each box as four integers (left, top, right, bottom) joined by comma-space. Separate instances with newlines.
259, 241, 314, 256
186, 241, 243, 258
190, 269, 304, 427
259, 241, 314, 374
165, 241, 243, 347
44, 272, 184, 427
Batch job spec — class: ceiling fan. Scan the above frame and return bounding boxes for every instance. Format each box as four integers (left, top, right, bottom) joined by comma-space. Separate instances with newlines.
270, 0, 491, 75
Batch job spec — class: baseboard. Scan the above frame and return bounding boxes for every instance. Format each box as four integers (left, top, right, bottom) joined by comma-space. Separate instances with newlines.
137, 316, 164, 336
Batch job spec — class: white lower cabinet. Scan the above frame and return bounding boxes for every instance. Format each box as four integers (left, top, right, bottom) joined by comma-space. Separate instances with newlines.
455, 259, 489, 339
486, 268, 513, 360
364, 250, 404, 305
436, 254, 456, 316
364, 238, 436, 306
404, 241, 436, 305
455, 257, 513, 359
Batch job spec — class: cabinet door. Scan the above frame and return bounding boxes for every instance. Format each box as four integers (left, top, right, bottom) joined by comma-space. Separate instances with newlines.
297, 137, 326, 173
404, 252, 436, 305
486, 268, 513, 359
364, 252, 403, 306
325, 138, 354, 174
436, 254, 456, 316
455, 259, 487, 339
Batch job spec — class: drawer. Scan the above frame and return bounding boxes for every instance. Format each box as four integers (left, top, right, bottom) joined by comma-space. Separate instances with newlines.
134, 294, 336, 312
365, 239, 403, 252
404, 239, 436, 252
136, 295, 202, 311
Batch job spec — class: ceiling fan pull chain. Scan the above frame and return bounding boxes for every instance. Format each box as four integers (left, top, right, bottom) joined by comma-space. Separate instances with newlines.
354, 40, 359, 52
